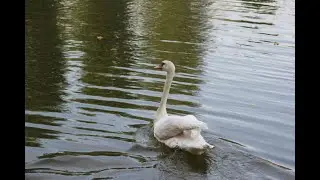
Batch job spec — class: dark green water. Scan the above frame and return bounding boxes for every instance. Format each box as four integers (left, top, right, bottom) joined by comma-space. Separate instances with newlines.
25, 0, 295, 179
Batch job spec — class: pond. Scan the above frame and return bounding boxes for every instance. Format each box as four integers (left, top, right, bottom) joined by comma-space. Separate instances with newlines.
25, 0, 295, 179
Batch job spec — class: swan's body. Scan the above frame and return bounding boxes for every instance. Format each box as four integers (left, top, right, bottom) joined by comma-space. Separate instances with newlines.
153, 61, 214, 155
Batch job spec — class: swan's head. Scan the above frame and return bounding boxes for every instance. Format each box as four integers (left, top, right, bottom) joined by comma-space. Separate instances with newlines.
154, 60, 175, 74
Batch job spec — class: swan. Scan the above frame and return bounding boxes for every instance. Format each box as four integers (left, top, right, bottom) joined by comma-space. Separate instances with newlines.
153, 60, 214, 155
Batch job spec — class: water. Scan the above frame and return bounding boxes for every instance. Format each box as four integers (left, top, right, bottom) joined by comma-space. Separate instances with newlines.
25, 0, 295, 179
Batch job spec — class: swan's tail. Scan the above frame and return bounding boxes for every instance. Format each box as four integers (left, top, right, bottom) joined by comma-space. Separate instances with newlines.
206, 143, 214, 149
188, 143, 214, 155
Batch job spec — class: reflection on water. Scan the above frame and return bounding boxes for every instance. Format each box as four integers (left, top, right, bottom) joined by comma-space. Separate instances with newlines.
25, 0, 295, 179
25, 0, 66, 113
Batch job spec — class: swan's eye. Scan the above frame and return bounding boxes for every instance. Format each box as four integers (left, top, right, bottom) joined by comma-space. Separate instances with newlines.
161, 62, 165, 67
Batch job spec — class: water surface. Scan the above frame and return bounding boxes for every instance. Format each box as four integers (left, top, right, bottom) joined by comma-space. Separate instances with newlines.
25, 0, 295, 179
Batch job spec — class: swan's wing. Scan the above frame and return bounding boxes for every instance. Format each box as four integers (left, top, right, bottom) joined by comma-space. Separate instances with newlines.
154, 115, 208, 140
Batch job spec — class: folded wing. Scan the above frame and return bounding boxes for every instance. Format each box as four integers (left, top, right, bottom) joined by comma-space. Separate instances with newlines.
154, 115, 208, 140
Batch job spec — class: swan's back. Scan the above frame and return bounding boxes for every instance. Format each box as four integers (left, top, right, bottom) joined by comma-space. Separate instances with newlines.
153, 114, 213, 155
154, 115, 208, 141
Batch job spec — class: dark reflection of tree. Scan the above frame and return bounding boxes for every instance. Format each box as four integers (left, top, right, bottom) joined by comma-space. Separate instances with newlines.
241, 0, 278, 14
70, 0, 134, 88
135, 0, 209, 108
25, 0, 66, 113
148, 0, 207, 70
25, 0, 66, 147
62, 0, 139, 113
25, 125, 60, 148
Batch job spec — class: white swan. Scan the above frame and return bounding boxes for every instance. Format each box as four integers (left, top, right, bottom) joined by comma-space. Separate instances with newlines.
153, 60, 214, 155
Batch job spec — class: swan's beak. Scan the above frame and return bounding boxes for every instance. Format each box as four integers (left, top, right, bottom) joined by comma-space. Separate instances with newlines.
154, 64, 162, 70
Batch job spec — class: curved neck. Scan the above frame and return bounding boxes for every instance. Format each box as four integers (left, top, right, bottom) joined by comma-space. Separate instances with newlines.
156, 72, 174, 120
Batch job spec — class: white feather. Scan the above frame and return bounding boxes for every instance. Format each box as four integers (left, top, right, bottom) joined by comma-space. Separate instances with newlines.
154, 115, 207, 140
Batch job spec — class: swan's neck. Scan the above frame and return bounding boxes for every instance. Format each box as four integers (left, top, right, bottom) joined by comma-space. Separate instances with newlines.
156, 72, 174, 120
